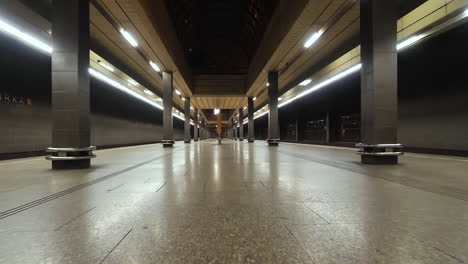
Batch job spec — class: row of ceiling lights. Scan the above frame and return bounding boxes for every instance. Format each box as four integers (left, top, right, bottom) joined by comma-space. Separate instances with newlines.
0, 15, 193, 123
248, 8, 468, 122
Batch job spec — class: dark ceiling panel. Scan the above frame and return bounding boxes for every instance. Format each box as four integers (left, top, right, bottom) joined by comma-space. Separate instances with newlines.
164, 0, 279, 74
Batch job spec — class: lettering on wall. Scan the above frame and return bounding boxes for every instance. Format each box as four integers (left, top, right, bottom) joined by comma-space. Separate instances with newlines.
0, 91, 31, 105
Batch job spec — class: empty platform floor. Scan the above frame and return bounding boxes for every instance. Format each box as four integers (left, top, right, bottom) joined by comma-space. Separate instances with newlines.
1, 140, 468, 263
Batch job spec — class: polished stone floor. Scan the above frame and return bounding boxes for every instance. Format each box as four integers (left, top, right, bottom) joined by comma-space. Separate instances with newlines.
1, 140, 468, 263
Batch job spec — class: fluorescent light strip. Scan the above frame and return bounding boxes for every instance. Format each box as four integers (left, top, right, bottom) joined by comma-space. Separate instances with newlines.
397, 35, 424, 50
279, 63, 362, 108
128, 79, 138, 86
98, 61, 114, 72
299, 79, 312, 86
90, 68, 162, 110
0, 18, 53, 53
90, 68, 190, 123
304, 30, 323, 48
150, 61, 161, 72
120, 29, 138, 47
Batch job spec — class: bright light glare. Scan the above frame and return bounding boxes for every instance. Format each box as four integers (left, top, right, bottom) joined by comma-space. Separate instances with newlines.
304, 30, 323, 48
299, 79, 312, 86
98, 61, 114, 72
182, 97, 186, 101
175, 90, 181, 95
120, 29, 138, 47
128, 79, 138, 86
190, 106, 194, 110
397, 35, 424, 50
156, 98, 163, 102
143, 89, 152, 95
253, 97, 257, 101
279, 97, 283, 101
464, 9, 468, 17
0, 18, 53, 53
150, 61, 161, 72
214, 108, 220, 115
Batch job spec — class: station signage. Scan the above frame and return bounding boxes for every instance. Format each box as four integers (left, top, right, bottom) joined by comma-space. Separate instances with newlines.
0, 91, 31, 105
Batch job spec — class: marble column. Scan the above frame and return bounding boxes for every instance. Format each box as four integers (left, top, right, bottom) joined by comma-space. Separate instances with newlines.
239, 108, 244, 141
248, 97, 255, 143
162, 72, 174, 147
194, 109, 199, 141
47, 0, 95, 169
359, 0, 403, 164
184, 97, 191, 143
267, 72, 280, 146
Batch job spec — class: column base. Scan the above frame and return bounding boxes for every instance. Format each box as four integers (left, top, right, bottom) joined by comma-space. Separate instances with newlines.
184, 140, 191, 144
357, 143, 404, 165
248, 138, 255, 143
52, 159, 91, 169
267, 139, 280, 147
46, 146, 96, 170
361, 155, 398, 165
162, 140, 175, 148
239, 138, 244, 141
194, 139, 199, 142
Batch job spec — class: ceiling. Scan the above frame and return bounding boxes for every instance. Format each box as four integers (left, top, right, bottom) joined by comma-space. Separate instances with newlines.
164, 0, 278, 74
18, 0, 431, 123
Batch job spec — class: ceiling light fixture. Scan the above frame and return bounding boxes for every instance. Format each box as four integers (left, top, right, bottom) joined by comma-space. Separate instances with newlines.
214, 108, 220, 115
120, 29, 138, 47
175, 90, 181, 95
304, 30, 324, 48
89, 68, 163, 111
253, 97, 257, 101
156, 98, 163, 102
279, 97, 283, 101
0, 17, 53, 53
149, 61, 161, 72
182, 97, 186, 101
397, 35, 424, 51
299, 79, 312, 86
127, 79, 138, 86
98, 61, 114, 72
279, 63, 362, 108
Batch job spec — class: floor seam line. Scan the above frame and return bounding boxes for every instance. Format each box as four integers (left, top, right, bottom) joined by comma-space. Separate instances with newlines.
155, 182, 167, 192
54, 206, 96, 231
285, 224, 316, 264
107, 184, 125, 192
0, 153, 172, 220
98, 228, 133, 264
303, 203, 330, 224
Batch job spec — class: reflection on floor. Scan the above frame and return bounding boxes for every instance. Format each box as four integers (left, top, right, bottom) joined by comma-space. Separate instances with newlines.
1, 140, 468, 263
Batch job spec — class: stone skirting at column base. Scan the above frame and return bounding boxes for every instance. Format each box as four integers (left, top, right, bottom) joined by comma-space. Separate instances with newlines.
239, 138, 244, 141
267, 139, 280, 147
162, 140, 175, 148
46, 146, 96, 170
357, 143, 404, 165
248, 138, 255, 143
184, 140, 191, 144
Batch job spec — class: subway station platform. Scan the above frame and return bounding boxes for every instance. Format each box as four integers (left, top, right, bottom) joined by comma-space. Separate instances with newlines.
0, 140, 468, 263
